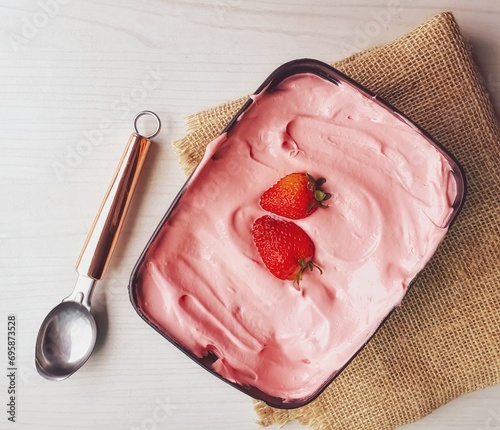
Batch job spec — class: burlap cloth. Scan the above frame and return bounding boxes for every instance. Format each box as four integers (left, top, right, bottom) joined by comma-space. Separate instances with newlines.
172, 12, 500, 430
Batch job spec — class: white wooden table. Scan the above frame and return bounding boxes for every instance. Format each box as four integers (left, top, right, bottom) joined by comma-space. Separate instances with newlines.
0, 1, 498, 429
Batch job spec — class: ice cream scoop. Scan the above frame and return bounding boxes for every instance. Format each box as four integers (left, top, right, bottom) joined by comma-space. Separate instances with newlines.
35, 111, 161, 381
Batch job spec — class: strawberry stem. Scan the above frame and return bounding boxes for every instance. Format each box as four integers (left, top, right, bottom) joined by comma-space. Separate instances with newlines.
305, 173, 332, 212
293, 258, 323, 289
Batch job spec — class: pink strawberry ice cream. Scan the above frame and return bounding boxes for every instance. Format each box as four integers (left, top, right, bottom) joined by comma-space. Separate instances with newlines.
133, 72, 460, 404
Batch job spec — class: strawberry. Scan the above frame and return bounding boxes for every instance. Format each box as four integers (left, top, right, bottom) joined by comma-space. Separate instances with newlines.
259, 173, 331, 220
252, 215, 322, 288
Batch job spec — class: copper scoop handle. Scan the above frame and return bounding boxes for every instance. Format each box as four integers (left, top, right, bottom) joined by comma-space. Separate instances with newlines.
75, 111, 161, 280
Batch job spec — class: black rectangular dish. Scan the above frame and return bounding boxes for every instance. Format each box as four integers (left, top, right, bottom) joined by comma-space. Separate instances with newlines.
129, 59, 466, 409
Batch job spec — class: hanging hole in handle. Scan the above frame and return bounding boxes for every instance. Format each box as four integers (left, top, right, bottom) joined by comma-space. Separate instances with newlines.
133, 111, 162, 139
